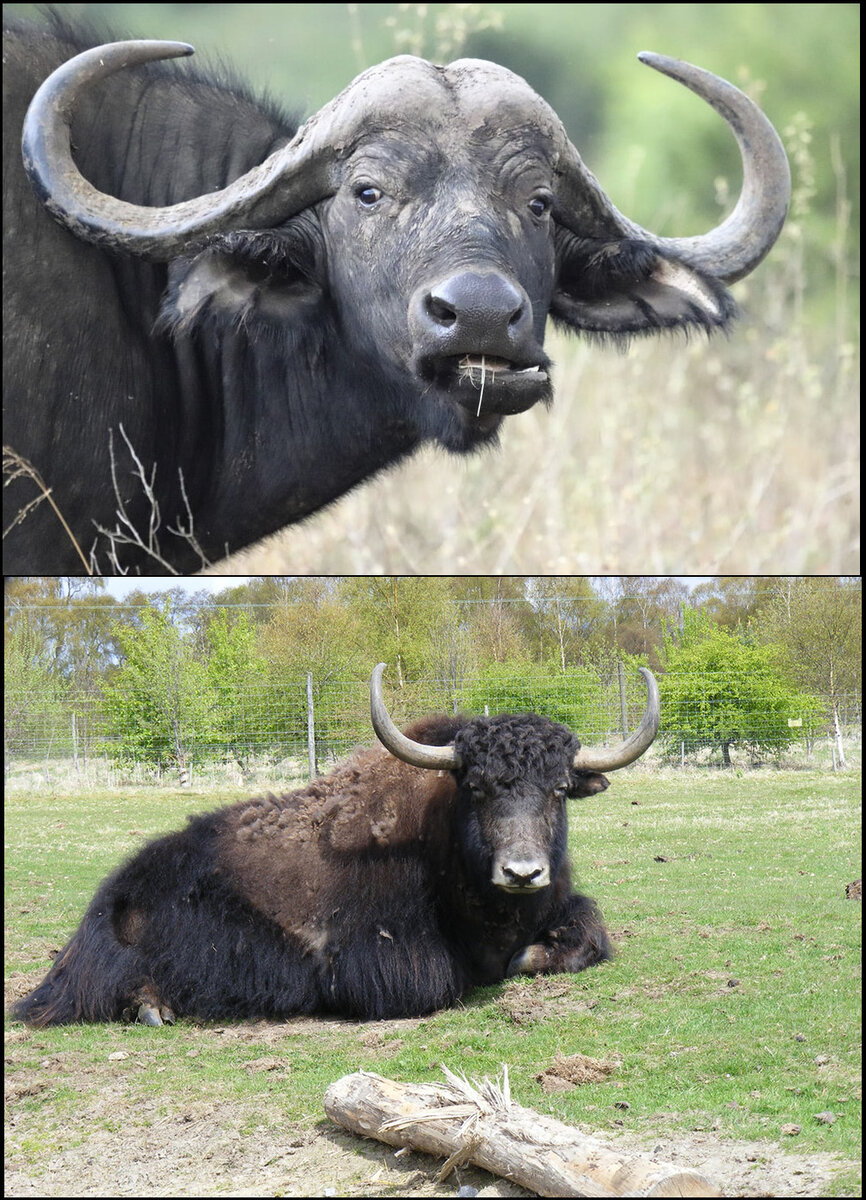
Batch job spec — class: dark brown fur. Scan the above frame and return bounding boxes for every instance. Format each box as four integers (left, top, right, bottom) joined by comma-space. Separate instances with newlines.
11, 714, 613, 1025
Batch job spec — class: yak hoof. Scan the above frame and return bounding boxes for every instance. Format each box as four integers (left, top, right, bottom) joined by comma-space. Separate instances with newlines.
136, 1002, 175, 1026
507, 943, 550, 975
137, 1003, 164, 1026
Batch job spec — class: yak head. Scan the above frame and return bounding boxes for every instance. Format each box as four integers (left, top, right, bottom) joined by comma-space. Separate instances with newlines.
23, 45, 789, 454
452, 713, 610, 893
370, 663, 660, 894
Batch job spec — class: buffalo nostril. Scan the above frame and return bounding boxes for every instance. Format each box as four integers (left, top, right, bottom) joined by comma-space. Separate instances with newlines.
426, 294, 457, 328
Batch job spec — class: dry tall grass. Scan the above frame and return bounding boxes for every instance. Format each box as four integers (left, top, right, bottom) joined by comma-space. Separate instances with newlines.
205, 114, 858, 577
206, 301, 857, 575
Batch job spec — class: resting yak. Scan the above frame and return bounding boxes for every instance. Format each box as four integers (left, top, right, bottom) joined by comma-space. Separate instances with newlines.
11, 665, 659, 1026
3, 12, 789, 573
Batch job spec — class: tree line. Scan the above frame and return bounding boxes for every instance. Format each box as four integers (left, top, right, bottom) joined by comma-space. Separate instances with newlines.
4, 577, 861, 771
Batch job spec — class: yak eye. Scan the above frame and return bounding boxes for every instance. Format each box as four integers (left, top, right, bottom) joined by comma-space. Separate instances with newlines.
528, 195, 551, 218
355, 185, 383, 208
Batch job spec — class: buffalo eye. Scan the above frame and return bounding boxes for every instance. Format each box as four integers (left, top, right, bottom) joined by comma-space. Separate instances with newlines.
528, 194, 551, 219
355, 184, 384, 208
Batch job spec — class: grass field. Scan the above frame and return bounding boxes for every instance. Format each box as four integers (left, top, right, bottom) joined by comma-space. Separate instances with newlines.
5, 769, 862, 1196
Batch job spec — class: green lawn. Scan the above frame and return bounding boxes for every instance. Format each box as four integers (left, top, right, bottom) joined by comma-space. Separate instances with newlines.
5, 770, 861, 1194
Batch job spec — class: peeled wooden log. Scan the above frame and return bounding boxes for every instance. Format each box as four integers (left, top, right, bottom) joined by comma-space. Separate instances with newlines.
324, 1067, 722, 1198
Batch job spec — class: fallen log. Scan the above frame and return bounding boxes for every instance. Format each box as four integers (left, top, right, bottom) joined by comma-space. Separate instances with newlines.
324, 1066, 722, 1198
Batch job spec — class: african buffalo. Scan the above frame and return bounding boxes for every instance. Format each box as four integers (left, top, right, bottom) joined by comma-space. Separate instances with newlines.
3, 14, 789, 573
11, 665, 659, 1025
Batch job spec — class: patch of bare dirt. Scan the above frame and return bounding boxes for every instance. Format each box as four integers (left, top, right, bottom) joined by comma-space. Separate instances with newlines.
4, 1005, 858, 1197
4, 1096, 527, 1198
588, 1126, 857, 1200
535, 1051, 618, 1093
494, 975, 596, 1026
5, 1090, 858, 1198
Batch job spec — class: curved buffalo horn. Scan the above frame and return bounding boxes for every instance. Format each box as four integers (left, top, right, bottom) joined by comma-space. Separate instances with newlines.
370, 664, 462, 771
573, 667, 660, 773
24, 43, 788, 279
21, 40, 340, 261
556, 53, 790, 284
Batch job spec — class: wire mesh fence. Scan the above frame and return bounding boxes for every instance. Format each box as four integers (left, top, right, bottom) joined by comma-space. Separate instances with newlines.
4, 668, 860, 791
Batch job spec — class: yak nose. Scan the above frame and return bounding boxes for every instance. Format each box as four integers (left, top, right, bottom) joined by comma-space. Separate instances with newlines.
493, 857, 550, 891
413, 271, 534, 357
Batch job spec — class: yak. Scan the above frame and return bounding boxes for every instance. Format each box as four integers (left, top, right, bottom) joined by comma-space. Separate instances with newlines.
11, 665, 659, 1026
2, 12, 789, 573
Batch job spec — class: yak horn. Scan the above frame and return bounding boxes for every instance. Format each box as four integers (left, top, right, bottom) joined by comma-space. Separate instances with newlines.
573, 668, 660, 772
370, 664, 461, 771
371, 663, 659, 775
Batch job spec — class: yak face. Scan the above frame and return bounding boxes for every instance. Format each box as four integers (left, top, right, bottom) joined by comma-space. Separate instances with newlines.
452, 714, 609, 894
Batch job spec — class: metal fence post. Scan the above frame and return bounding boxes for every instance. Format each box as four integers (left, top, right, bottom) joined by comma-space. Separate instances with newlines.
306, 672, 318, 778
617, 661, 628, 737
71, 712, 80, 777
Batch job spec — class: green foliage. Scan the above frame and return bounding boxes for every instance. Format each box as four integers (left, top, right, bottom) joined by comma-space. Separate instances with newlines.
754, 578, 862, 699
337, 577, 458, 684
3, 619, 66, 754
691, 577, 776, 630
204, 608, 261, 684
99, 603, 214, 770
752, 579, 861, 768
204, 609, 271, 764
458, 658, 596, 731
5, 577, 860, 776
523, 577, 607, 667
661, 609, 825, 764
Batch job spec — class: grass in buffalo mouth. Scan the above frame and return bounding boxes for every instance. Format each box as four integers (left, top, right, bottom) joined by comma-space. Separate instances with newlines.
456, 354, 546, 415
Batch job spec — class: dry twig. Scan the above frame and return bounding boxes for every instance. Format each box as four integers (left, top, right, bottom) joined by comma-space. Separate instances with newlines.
2, 445, 92, 573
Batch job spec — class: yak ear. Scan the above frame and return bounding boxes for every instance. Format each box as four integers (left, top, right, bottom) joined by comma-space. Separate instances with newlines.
157, 220, 324, 338
568, 769, 610, 798
551, 230, 736, 338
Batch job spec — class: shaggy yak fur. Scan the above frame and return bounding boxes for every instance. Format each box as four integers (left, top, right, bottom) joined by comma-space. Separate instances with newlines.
11, 714, 615, 1026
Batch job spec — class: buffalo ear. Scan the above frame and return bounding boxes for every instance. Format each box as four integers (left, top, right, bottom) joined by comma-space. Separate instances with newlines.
568, 770, 610, 798
157, 222, 324, 337
551, 230, 735, 337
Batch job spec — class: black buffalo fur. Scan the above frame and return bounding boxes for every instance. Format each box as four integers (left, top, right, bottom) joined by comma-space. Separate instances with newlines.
11, 714, 614, 1026
5, 12, 739, 574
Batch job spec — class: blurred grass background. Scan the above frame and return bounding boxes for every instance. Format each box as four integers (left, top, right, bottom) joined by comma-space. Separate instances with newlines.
7, 3, 859, 572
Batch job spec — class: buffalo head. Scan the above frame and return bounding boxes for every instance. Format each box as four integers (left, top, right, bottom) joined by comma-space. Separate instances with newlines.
22, 45, 790, 453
